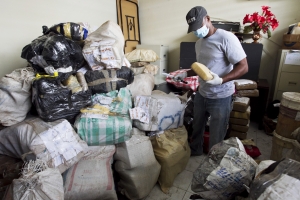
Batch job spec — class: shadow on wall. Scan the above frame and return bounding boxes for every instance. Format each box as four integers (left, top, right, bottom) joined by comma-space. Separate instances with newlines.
168, 33, 198, 72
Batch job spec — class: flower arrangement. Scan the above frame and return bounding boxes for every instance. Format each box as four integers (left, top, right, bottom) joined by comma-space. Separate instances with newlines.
243, 6, 279, 38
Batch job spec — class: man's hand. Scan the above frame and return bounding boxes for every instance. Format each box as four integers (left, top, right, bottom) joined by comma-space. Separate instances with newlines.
206, 71, 223, 85
174, 71, 187, 81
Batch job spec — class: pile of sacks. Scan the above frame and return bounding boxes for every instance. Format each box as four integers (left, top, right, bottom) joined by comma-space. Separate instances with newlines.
0, 20, 191, 200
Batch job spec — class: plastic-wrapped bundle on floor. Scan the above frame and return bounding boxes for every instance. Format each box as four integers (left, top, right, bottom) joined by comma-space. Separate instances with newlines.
75, 88, 132, 146
150, 126, 191, 194
191, 137, 257, 200
42, 22, 88, 41
114, 128, 161, 199
63, 146, 117, 200
84, 66, 134, 94
0, 67, 35, 126
32, 76, 92, 122
28, 119, 88, 173
249, 158, 300, 200
83, 20, 125, 70
12, 160, 64, 200
130, 90, 186, 131
21, 34, 85, 79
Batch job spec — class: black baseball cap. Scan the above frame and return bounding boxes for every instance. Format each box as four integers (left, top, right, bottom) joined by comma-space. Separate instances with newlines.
186, 6, 207, 33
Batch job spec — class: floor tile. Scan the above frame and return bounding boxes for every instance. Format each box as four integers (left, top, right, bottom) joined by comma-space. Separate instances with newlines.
182, 191, 195, 200
173, 170, 194, 190
185, 156, 201, 172
145, 184, 186, 200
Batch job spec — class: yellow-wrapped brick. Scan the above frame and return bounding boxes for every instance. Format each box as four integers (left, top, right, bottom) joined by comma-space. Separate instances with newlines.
191, 62, 213, 81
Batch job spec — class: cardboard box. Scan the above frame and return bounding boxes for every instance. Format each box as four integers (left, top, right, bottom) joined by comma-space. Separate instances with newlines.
282, 34, 300, 49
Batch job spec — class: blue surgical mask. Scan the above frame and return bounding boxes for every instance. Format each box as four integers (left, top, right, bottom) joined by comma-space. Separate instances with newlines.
193, 25, 209, 38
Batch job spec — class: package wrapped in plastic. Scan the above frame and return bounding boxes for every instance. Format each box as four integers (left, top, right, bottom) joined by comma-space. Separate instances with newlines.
63, 146, 117, 200
32, 77, 92, 122
42, 22, 88, 41
12, 159, 64, 200
125, 49, 159, 63
250, 158, 300, 200
114, 128, 161, 199
191, 137, 258, 200
21, 34, 85, 79
150, 126, 191, 194
0, 67, 35, 126
29, 119, 88, 173
126, 73, 154, 98
83, 20, 125, 70
130, 90, 186, 131
91, 88, 132, 115
84, 66, 134, 94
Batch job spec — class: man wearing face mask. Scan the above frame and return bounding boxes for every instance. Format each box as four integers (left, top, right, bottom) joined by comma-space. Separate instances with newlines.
176, 6, 248, 155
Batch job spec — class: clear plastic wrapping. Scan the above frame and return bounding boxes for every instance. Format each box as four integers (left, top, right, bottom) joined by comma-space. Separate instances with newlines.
249, 158, 300, 199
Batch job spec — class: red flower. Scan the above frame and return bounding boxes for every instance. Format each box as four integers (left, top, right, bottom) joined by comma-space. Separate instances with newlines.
243, 6, 279, 38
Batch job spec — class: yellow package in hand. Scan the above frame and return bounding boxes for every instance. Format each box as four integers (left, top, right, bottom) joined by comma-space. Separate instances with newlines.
191, 62, 213, 81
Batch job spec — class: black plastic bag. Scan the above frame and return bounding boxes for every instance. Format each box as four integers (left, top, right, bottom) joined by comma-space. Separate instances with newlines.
32, 77, 92, 122
84, 66, 134, 94
21, 34, 85, 78
42, 22, 88, 41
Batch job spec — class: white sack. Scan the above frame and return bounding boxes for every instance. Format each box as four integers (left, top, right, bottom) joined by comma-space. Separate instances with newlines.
29, 119, 88, 173
130, 90, 186, 131
13, 160, 64, 200
83, 20, 124, 70
126, 73, 154, 98
63, 146, 117, 200
114, 128, 161, 199
0, 67, 35, 126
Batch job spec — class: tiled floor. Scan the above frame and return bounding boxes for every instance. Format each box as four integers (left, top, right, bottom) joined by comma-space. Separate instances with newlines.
141, 121, 273, 200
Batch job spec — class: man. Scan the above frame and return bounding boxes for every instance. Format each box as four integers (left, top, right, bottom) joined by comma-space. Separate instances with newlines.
176, 6, 248, 155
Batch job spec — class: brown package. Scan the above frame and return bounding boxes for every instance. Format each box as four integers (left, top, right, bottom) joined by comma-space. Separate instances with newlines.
234, 79, 257, 90
237, 89, 259, 97
233, 97, 250, 112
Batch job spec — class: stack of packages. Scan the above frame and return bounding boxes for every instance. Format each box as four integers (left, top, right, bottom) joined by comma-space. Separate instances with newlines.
0, 19, 191, 200
234, 79, 259, 98
228, 79, 258, 140
228, 96, 251, 140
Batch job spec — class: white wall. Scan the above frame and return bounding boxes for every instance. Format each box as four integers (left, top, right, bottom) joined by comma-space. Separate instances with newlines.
138, 0, 300, 99
0, 0, 116, 78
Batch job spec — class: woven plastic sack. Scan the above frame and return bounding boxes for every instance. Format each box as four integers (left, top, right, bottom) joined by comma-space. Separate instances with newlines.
166, 69, 199, 92
63, 146, 117, 200
191, 137, 257, 200
114, 128, 161, 199
126, 73, 154, 98
150, 126, 191, 194
130, 90, 186, 131
29, 119, 88, 173
125, 49, 159, 63
0, 67, 35, 126
13, 160, 64, 200
82, 20, 124, 70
